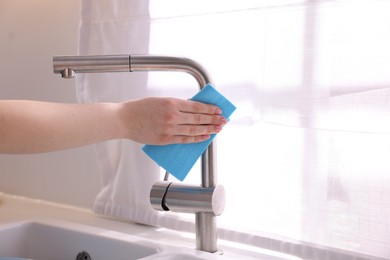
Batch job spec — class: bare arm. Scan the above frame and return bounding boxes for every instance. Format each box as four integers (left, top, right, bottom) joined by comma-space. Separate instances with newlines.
0, 98, 226, 154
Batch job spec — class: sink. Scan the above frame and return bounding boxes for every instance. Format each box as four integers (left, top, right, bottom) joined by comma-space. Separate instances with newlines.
0, 220, 159, 260
0, 220, 300, 260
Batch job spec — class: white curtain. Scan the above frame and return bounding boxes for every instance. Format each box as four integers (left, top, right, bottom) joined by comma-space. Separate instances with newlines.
77, 0, 390, 259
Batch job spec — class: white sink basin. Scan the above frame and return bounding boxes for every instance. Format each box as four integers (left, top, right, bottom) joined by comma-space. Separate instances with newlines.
0, 219, 300, 260
0, 220, 159, 260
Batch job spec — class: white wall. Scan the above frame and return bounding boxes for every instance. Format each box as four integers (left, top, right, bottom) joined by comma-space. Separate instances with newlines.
0, 0, 101, 208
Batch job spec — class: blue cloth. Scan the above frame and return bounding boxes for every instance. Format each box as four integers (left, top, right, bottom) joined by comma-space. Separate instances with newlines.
142, 84, 236, 181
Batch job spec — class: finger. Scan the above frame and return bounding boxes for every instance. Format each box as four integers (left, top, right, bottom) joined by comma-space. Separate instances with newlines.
174, 124, 223, 136
179, 100, 222, 115
179, 113, 227, 125
168, 134, 212, 144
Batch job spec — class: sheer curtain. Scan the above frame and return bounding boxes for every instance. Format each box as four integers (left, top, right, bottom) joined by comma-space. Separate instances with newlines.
77, 0, 390, 259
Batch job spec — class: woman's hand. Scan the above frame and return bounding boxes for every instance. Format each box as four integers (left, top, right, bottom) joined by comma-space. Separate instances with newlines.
118, 97, 227, 145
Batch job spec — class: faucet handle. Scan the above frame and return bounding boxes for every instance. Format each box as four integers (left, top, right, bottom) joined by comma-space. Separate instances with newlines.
150, 182, 225, 216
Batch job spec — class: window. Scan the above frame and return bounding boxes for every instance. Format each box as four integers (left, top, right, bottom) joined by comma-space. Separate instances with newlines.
79, 1, 390, 258
148, 1, 390, 257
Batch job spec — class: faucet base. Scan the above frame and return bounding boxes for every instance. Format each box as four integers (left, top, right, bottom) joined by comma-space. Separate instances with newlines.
196, 212, 218, 253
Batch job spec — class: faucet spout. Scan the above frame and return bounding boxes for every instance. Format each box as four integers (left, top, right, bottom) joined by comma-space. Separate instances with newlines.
53, 55, 211, 90
53, 54, 222, 253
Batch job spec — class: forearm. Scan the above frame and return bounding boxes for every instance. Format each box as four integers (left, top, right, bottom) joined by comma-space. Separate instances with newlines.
0, 100, 122, 154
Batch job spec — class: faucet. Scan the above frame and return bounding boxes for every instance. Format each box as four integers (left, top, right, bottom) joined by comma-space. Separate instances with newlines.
53, 55, 225, 253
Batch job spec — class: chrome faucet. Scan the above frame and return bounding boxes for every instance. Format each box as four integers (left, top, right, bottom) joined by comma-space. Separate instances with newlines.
53, 55, 225, 253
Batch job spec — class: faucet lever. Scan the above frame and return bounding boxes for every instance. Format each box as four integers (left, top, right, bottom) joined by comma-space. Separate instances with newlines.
150, 181, 225, 216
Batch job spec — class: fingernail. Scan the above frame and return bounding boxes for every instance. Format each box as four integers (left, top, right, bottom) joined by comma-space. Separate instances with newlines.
215, 108, 222, 114
220, 117, 227, 125
214, 125, 223, 132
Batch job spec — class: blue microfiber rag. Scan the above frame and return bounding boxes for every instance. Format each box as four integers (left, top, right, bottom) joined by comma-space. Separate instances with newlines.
142, 84, 236, 181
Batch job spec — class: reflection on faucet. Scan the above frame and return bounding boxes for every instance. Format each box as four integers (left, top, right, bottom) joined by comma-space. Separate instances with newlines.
53, 54, 225, 253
